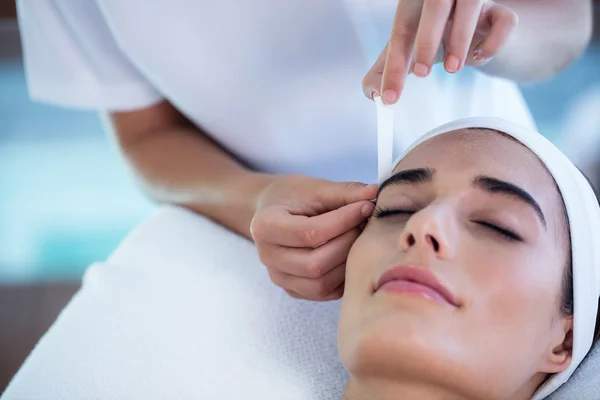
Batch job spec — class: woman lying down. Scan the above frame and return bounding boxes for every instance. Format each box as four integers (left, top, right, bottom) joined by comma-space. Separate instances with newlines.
3, 118, 600, 400
338, 117, 600, 400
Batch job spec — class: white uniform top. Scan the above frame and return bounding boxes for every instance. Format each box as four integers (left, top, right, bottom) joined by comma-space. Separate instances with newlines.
17, 0, 535, 184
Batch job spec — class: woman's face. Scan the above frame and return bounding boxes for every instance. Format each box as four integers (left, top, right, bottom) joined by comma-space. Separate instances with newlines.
338, 129, 573, 399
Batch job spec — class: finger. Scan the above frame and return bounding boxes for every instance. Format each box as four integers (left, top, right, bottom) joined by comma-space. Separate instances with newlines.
291, 201, 374, 247
251, 181, 376, 248
252, 198, 373, 248
269, 263, 347, 301
362, 44, 389, 100
323, 282, 345, 301
250, 180, 378, 247
260, 200, 372, 248
381, 1, 422, 104
285, 289, 304, 299
286, 283, 344, 302
471, 4, 518, 62
286, 287, 343, 302
444, 0, 482, 73
412, 0, 454, 77
286, 286, 343, 302
258, 227, 361, 278
314, 181, 378, 212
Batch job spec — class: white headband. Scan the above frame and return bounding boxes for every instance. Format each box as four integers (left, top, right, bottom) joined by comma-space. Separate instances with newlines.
375, 99, 600, 399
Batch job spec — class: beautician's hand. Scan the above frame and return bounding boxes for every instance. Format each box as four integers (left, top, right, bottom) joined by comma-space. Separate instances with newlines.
250, 175, 377, 301
363, 0, 518, 104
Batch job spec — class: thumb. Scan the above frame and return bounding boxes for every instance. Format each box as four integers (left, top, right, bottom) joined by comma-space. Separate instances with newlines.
315, 181, 378, 212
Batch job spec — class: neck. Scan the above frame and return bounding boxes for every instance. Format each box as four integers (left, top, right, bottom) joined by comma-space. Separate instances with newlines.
342, 375, 474, 400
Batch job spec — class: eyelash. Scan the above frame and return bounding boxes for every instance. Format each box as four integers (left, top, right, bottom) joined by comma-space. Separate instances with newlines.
372, 207, 522, 242
372, 208, 413, 219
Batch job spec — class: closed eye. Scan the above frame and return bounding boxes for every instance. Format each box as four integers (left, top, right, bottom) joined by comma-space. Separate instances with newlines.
476, 221, 522, 242
372, 208, 522, 242
372, 207, 415, 219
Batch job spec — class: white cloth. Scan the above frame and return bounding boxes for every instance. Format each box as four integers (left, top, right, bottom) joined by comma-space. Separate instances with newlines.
379, 117, 600, 400
548, 342, 600, 400
3, 204, 600, 400
17, 0, 535, 184
2, 206, 348, 400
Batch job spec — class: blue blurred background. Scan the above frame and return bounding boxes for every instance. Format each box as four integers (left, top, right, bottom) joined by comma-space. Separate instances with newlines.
0, 19, 154, 283
1, 15, 600, 283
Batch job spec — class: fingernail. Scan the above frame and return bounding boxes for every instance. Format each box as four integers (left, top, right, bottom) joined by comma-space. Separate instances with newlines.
382, 90, 398, 105
361, 202, 375, 217
445, 54, 460, 73
412, 63, 430, 78
472, 49, 488, 62
364, 86, 379, 100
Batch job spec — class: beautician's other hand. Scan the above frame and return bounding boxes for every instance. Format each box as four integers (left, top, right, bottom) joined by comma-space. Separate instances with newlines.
250, 175, 377, 301
363, 0, 518, 104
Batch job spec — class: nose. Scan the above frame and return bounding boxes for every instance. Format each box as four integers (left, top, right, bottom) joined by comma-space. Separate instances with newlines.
399, 206, 453, 259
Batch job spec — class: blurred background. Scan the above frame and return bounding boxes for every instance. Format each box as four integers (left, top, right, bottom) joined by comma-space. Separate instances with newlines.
1, 0, 600, 394
0, 0, 154, 391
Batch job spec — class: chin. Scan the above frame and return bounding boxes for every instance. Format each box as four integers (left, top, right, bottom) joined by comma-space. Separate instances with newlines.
339, 309, 450, 379
339, 301, 539, 400
338, 311, 499, 399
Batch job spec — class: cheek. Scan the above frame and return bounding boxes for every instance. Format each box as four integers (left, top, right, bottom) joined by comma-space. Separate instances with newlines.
464, 244, 563, 346
448, 243, 565, 387
347, 223, 396, 275
339, 227, 396, 358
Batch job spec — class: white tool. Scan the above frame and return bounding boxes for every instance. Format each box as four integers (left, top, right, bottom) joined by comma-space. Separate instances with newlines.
375, 96, 394, 184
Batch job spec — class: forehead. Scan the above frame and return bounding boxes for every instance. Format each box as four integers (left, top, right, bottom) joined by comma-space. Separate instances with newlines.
396, 129, 551, 186
394, 129, 566, 230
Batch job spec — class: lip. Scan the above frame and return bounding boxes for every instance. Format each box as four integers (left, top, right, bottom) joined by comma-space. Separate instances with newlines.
375, 265, 459, 307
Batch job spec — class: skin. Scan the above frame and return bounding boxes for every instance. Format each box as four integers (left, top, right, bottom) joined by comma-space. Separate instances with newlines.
108, 102, 376, 302
363, 0, 593, 104
338, 129, 573, 400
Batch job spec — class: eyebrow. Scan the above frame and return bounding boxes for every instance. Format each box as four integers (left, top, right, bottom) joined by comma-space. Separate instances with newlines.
378, 168, 547, 228
472, 176, 546, 228
378, 168, 434, 195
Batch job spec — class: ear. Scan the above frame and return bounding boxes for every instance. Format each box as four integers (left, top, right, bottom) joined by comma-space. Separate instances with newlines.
542, 317, 573, 374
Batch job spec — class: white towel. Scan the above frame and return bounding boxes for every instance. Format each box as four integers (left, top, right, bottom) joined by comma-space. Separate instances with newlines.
2, 206, 348, 400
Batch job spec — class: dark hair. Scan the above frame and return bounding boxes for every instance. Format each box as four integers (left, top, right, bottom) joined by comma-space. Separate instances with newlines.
562, 171, 600, 346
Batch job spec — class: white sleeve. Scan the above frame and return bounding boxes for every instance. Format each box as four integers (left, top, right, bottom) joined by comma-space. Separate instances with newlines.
17, 0, 163, 111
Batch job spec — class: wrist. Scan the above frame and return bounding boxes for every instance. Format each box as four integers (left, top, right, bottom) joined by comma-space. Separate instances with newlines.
222, 170, 278, 239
